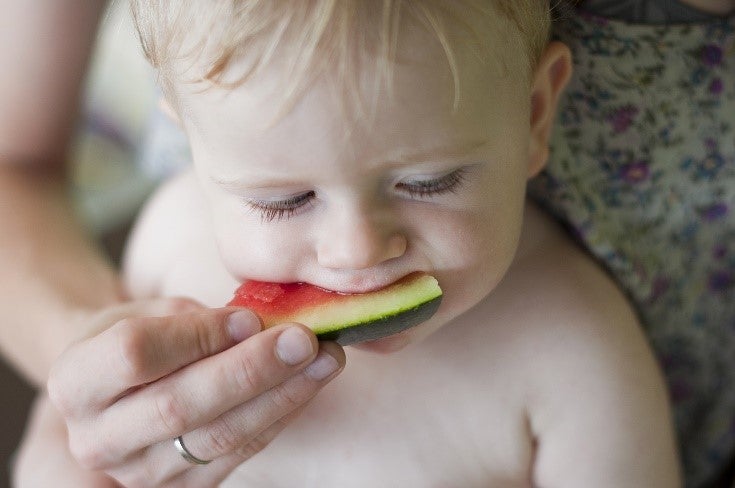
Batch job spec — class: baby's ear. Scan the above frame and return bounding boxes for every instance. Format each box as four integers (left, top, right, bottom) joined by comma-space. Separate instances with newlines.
159, 97, 182, 126
527, 41, 572, 178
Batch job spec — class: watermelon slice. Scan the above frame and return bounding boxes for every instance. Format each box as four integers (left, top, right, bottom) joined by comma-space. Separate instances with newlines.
227, 272, 442, 345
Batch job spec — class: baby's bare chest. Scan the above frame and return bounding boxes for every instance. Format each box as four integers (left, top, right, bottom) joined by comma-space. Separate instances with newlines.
221, 349, 535, 488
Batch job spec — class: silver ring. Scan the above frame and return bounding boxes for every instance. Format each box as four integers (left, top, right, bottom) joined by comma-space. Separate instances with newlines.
174, 435, 212, 465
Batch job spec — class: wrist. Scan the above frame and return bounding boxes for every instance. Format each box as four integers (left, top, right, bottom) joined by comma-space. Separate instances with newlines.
33, 286, 126, 387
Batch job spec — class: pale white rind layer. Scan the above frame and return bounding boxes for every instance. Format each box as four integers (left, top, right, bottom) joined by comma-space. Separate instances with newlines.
263, 274, 442, 334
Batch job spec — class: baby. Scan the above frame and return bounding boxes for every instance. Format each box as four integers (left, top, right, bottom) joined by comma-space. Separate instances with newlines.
31, 1, 681, 486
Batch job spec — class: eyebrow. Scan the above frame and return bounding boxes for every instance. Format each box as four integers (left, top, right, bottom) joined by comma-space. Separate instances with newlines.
210, 173, 305, 190
211, 138, 490, 189
381, 139, 490, 166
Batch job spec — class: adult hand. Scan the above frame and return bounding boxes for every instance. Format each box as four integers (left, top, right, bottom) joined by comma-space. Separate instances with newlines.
46, 298, 345, 487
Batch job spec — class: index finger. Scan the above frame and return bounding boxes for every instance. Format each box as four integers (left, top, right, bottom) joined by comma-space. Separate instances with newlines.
48, 307, 261, 415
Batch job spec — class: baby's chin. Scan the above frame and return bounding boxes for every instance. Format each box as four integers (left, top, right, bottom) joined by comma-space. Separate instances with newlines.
347, 318, 442, 353
348, 330, 413, 354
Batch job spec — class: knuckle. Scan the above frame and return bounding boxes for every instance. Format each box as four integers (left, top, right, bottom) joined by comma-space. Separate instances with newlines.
230, 352, 264, 393
68, 431, 109, 471
190, 313, 218, 358
200, 417, 240, 458
45, 370, 74, 417
113, 319, 150, 384
233, 441, 264, 461
152, 389, 189, 437
269, 381, 308, 412
167, 297, 200, 314
233, 430, 273, 460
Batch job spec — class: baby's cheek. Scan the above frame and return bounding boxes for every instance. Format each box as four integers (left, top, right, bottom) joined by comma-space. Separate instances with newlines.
213, 220, 305, 283
430, 205, 519, 267
432, 208, 521, 303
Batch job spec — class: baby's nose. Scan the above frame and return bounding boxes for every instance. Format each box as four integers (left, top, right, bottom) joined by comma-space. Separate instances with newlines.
316, 209, 406, 270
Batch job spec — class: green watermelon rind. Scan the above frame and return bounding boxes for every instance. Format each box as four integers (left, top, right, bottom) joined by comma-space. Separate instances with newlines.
316, 296, 442, 345
288, 274, 443, 345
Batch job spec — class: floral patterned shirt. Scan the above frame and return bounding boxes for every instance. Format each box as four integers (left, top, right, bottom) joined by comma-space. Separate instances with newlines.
529, 11, 735, 487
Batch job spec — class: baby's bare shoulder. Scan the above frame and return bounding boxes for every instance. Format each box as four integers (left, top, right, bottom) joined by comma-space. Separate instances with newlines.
416, 204, 680, 485
456, 203, 647, 364
502, 204, 646, 362
464, 203, 681, 486
122, 168, 236, 305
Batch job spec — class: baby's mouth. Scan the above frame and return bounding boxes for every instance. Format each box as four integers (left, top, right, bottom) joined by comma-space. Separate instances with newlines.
314, 272, 423, 295
228, 272, 442, 345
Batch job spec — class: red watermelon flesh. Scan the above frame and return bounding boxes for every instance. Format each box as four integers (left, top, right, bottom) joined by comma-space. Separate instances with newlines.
227, 272, 442, 345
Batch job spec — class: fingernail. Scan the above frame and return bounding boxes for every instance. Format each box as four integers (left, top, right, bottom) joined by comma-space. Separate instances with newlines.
304, 352, 340, 381
276, 327, 314, 365
227, 310, 261, 342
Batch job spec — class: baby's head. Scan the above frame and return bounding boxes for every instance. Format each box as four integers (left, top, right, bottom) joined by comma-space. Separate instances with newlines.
131, 0, 571, 351
131, 1, 552, 108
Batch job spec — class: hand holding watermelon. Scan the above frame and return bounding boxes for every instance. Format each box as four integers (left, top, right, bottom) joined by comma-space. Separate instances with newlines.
43, 271, 440, 486
46, 297, 345, 486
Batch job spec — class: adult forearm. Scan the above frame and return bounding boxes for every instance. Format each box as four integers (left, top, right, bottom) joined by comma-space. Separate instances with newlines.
0, 165, 121, 386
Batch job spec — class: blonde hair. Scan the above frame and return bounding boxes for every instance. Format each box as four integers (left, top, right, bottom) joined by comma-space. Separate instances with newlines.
130, 0, 551, 112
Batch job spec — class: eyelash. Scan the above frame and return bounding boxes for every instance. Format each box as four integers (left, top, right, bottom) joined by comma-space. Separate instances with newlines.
246, 191, 315, 223
246, 168, 468, 223
395, 168, 468, 198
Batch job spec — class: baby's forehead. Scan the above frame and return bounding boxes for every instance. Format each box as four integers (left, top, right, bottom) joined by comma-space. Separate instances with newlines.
174, 27, 523, 149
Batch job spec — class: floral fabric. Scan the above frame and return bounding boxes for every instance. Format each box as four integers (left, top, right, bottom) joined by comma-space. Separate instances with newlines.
579, 0, 719, 24
529, 11, 735, 487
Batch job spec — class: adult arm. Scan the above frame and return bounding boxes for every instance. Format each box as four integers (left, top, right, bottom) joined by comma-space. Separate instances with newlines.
0, 0, 118, 385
